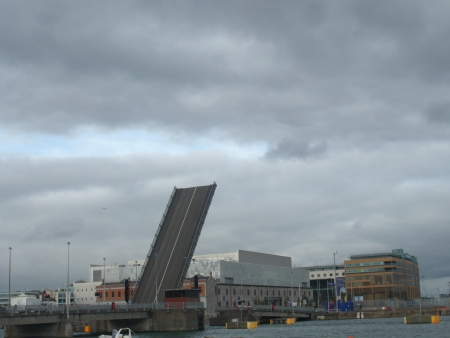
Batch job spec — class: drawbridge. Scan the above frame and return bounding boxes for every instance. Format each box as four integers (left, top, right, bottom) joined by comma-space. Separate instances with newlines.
132, 183, 217, 304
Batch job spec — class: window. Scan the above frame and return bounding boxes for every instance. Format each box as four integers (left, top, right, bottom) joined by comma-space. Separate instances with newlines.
311, 274, 315, 278
118, 291, 121, 297
105, 292, 109, 298
112, 292, 115, 297
330, 273, 333, 277
233, 289, 236, 295
317, 274, 321, 277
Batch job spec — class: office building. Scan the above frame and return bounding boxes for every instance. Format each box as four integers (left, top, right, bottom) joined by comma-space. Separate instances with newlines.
344, 248, 420, 300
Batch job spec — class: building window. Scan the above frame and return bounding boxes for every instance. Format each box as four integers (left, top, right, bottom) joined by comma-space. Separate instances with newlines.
226, 289, 228, 295
233, 289, 236, 295
317, 274, 321, 277
118, 291, 121, 297
105, 292, 108, 298
112, 292, 115, 297
311, 274, 315, 278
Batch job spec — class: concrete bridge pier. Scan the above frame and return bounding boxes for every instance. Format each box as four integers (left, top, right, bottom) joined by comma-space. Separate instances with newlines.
4, 322, 72, 338
88, 318, 153, 334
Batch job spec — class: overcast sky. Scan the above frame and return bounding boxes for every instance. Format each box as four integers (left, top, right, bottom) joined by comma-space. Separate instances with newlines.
1, 1, 450, 296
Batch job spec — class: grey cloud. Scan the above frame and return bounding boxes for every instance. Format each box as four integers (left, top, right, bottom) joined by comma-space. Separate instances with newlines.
1, 0, 450, 294
265, 139, 327, 160
425, 102, 450, 123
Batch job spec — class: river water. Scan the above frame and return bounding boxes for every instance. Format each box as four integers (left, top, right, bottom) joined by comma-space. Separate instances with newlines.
1, 316, 450, 338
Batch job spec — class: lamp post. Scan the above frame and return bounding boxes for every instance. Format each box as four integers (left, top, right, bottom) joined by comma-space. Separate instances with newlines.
8, 247, 12, 312
135, 260, 138, 282
251, 274, 254, 307
154, 253, 158, 305
290, 271, 294, 314
67, 242, 70, 319
103, 258, 106, 303
421, 275, 426, 298
333, 251, 338, 308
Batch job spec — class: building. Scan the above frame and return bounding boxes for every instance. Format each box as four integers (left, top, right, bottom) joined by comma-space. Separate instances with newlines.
182, 275, 217, 315
56, 284, 74, 305
344, 249, 420, 301
73, 281, 101, 304
95, 279, 137, 304
187, 249, 308, 287
302, 264, 345, 307
185, 250, 312, 313
89, 260, 144, 284
0, 290, 41, 307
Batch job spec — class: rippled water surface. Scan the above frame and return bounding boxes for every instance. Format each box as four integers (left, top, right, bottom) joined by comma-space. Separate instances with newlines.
2, 317, 450, 338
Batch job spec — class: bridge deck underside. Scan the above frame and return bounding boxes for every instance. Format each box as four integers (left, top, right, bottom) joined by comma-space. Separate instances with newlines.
133, 184, 216, 304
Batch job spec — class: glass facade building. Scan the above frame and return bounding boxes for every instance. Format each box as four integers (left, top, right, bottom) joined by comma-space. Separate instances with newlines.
344, 249, 420, 300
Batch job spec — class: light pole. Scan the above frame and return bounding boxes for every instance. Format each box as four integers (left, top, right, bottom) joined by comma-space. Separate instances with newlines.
154, 253, 158, 304
135, 260, 138, 282
290, 271, 294, 314
103, 258, 106, 303
421, 275, 426, 298
67, 242, 70, 319
333, 251, 338, 309
251, 274, 254, 307
8, 247, 12, 312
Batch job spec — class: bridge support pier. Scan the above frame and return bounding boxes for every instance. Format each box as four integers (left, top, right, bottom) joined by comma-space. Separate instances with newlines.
88, 318, 153, 333
4, 322, 72, 338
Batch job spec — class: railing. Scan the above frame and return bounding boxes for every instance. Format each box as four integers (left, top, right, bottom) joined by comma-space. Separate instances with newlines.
0, 302, 205, 317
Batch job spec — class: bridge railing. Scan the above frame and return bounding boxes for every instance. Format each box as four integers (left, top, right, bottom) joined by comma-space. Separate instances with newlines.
0, 302, 205, 316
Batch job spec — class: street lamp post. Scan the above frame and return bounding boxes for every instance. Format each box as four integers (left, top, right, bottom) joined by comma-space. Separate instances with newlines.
67, 242, 70, 319
8, 247, 12, 312
135, 260, 138, 282
154, 253, 158, 305
251, 274, 254, 306
290, 272, 294, 314
333, 251, 338, 309
103, 258, 106, 303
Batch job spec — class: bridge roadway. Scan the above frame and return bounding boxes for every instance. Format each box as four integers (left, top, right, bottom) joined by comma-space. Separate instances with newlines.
133, 183, 216, 304
0, 302, 204, 337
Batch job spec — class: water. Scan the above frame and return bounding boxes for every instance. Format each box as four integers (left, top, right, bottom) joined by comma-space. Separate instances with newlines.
1, 317, 450, 338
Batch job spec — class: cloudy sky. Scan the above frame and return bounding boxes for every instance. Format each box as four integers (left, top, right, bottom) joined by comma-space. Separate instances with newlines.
1, 1, 450, 296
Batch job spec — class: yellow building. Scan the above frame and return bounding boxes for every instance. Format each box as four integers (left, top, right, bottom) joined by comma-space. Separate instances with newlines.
344, 249, 420, 301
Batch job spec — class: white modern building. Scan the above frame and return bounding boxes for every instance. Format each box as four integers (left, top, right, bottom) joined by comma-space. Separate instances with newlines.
73, 281, 102, 304
187, 250, 308, 287
185, 250, 312, 310
89, 260, 144, 284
